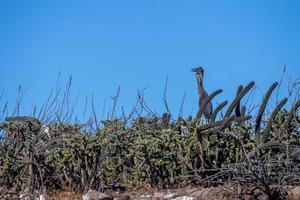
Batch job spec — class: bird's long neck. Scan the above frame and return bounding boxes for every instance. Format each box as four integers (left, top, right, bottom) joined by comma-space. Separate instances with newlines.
197, 78, 205, 98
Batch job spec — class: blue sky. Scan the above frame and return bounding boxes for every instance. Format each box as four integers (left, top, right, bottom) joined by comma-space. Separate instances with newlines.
0, 1, 299, 121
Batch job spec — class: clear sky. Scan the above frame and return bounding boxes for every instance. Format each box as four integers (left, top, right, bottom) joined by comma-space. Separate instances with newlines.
0, 1, 299, 121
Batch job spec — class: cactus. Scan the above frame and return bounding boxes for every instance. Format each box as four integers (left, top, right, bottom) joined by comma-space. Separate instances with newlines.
235, 85, 243, 117
261, 98, 288, 143
224, 81, 255, 118
255, 82, 278, 143
211, 100, 228, 122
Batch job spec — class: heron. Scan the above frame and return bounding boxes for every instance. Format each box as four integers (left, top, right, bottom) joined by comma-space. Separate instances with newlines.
191, 67, 213, 119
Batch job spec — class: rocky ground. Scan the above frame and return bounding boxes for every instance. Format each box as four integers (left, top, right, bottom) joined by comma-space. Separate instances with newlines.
2, 185, 300, 200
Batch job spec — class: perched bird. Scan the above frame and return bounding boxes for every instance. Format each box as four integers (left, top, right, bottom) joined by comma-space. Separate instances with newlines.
5, 116, 41, 123
4, 116, 50, 137
5, 116, 41, 131
191, 67, 213, 119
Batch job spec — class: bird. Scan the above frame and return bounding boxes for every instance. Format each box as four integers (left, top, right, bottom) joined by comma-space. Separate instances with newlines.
191, 67, 213, 120
4, 116, 50, 137
5, 116, 41, 124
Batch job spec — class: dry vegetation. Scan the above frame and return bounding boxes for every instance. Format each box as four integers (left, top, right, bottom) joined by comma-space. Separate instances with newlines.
0, 74, 299, 199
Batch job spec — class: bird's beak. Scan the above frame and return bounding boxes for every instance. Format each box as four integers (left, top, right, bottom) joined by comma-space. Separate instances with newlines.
191, 68, 197, 72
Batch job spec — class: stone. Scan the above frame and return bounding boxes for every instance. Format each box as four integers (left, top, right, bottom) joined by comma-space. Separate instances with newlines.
137, 194, 151, 200
185, 188, 199, 194
171, 197, 195, 200
164, 193, 176, 199
185, 187, 234, 200
82, 190, 113, 200
113, 194, 131, 200
189, 188, 205, 197
288, 186, 300, 200
153, 192, 165, 199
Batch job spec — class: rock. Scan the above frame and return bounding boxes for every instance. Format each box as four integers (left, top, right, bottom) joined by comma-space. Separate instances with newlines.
189, 188, 205, 197
186, 187, 234, 200
164, 193, 176, 199
137, 194, 151, 200
83, 190, 113, 200
288, 186, 300, 200
185, 188, 199, 194
171, 197, 195, 200
153, 192, 165, 199
113, 194, 131, 200
19, 188, 47, 200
